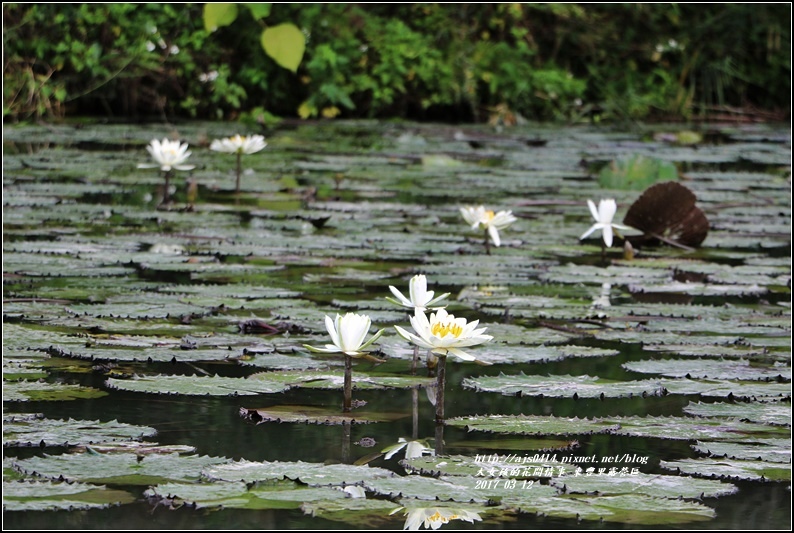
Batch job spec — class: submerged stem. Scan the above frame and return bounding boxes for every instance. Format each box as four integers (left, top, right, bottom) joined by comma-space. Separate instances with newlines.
162, 169, 173, 205
484, 228, 491, 255
411, 345, 419, 375
435, 354, 446, 423
343, 354, 352, 413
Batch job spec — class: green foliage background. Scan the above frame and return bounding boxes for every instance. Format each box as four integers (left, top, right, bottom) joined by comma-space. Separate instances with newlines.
3, 3, 790, 122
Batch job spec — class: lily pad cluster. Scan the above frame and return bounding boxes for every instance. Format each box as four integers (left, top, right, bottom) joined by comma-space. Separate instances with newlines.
3, 120, 790, 528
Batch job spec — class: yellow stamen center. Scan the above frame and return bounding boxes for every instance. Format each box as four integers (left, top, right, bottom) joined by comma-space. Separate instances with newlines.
431, 321, 463, 338
484, 210, 495, 221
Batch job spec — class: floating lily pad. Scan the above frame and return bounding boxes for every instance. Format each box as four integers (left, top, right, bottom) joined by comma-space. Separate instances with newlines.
623, 359, 791, 381
12, 452, 231, 485
303, 496, 421, 527
3, 415, 157, 448
683, 401, 792, 426
203, 459, 395, 485
401, 454, 561, 479
144, 480, 350, 510
105, 374, 291, 396
446, 415, 621, 436
692, 439, 791, 463
463, 373, 666, 399
505, 493, 716, 524
3, 380, 109, 402
549, 472, 738, 499
2, 480, 136, 511
660, 458, 791, 482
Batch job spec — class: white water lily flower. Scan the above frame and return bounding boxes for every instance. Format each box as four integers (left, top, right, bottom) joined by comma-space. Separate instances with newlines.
390, 506, 482, 530
303, 312, 384, 356
137, 138, 195, 172
580, 198, 632, 247
386, 274, 449, 311
459, 205, 517, 246
382, 438, 435, 460
209, 134, 267, 155
394, 308, 492, 362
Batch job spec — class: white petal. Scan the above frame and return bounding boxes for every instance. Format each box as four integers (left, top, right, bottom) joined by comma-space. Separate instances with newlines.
488, 225, 501, 247
587, 199, 600, 222
598, 198, 617, 224
388, 285, 412, 307
580, 223, 602, 240
325, 315, 340, 349
602, 225, 614, 247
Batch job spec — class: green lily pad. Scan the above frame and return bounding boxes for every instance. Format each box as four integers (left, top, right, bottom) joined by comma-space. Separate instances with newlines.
203, 459, 396, 485
549, 472, 738, 499
463, 373, 666, 399
624, 359, 791, 381
660, 458, 791, 482
505, 493, 716, 524
683, 401, 792, 426
446, 415, 621, 436
3, 415, 157, 448
144, 480, 349, 510
2, 480, 136, 511
12, 452, 231, 485
105, 374, 291, 396
3, 380, 109, 402
692, 439, 791, 463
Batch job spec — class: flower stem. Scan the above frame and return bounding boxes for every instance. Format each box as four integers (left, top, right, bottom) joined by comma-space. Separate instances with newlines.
411, 345, 419, 375
343, 354, 352, 413
162, 169, 173, 205
411, 386, 419, 440
235, 152, 242, 195
484, 229, 491, 255
434, 354, 446, 423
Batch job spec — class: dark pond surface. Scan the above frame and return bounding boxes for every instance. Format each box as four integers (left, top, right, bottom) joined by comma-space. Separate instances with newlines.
2, 119, 791, 530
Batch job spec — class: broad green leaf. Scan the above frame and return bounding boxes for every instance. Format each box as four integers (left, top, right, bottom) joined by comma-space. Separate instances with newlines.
203, 3, 238, 33
598, 154, 678, 190
244, 3, 271, 20
261, 23, 305, 73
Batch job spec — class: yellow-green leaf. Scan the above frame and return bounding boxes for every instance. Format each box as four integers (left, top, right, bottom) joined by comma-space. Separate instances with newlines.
203, 3, 239, 33
261, 23, 305, 72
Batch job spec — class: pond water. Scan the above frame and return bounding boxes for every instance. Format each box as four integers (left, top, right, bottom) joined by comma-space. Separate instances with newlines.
2, 119, 791, 530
